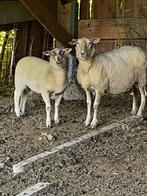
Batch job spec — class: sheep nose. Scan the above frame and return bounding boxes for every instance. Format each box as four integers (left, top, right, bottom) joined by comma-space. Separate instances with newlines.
81, 51, 86, 56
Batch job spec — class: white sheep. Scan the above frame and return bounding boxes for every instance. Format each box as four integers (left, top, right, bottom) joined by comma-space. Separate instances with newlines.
14, 48, 72, 127
69, 37, 146, 128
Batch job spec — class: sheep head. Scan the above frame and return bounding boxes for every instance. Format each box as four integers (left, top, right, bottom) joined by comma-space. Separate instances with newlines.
69, 37, 100, 60
43, 48, 72, 68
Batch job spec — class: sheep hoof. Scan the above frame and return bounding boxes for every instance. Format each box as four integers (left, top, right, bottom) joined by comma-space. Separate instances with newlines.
90, 120, 98, 129
54, 118, 62, 126
84, 122, 90, 127
46, 121, 51, 128
20, 111, 28, 117
84, 119, 91, 127
15, 110, 21, 117
137, 112, 143, 117
16, 113, 21, 118
131, 110, 137, 116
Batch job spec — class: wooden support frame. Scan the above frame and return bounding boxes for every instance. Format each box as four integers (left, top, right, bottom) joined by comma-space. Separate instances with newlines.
20, 0, 72, 47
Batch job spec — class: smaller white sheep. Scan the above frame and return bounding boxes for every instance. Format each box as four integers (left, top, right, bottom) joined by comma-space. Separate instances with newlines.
69, 37, 146, 128
14, 48, 72, 127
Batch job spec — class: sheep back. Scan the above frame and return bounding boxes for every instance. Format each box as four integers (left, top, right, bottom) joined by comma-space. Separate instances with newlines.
100, 46, 146, 94
78, 46, 146, 94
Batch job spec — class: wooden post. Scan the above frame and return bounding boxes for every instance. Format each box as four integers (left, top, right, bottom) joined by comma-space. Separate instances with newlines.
70, 0, 79, 37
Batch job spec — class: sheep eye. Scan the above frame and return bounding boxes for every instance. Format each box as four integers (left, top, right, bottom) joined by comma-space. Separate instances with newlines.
51, 51, 56, 56
59, 51, 62, 55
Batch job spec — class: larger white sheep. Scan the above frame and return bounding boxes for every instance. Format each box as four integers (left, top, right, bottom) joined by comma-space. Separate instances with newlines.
69, 37, 146, 128
14, 48, 72, 127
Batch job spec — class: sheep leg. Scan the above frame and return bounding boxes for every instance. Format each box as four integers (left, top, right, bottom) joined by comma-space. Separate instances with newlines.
84, 89, 92, 126
20, 89, 31, 115
90, 90, 101, 129
54, 94, 62, 125
14, 88, 23, 117
131, 86, 138, 116
41, 92, 51, 128
137, 86, 146, 116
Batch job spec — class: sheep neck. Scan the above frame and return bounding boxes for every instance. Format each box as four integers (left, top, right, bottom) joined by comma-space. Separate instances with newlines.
78, 58, 93, 73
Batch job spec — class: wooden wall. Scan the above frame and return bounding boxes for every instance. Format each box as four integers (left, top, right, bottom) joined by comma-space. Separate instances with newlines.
79, 0, 147, 52
15, 21, 44, 62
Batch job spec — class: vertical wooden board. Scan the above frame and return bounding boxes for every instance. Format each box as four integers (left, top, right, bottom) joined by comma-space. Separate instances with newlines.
91, 0, 116, 19
125, 0, 146, 18
80, 0, 90, 19
29, 20, 44, 57
15, 22, 30, 62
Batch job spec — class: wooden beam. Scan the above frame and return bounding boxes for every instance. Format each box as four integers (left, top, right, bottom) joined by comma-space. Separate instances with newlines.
20, 0, 72, 47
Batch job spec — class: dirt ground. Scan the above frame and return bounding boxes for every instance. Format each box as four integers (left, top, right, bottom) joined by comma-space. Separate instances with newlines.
0, 93, 147, 195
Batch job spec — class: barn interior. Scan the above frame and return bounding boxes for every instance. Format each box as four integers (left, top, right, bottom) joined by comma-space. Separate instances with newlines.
0, 1, 147, 195
0, 0, 147, 92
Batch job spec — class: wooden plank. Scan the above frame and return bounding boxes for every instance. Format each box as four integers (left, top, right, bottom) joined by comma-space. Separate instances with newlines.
13, 116, 142, 174
91, 0, 116, 19
80, 0, 90, 19
15, 22, 30, 62
95, 39, 147, 53
78, 19, 147, 39
28, 21, 44, 57
20, 0, 72, 47
141, 7, 147, 17
125, 0, 146, 18
16, 182, 50, 196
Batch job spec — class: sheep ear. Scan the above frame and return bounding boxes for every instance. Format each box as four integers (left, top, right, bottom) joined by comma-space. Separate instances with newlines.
62, 48, 72, 54
43, 50, 56, 56
43, 50, 51, 56
69, 39, 77, 45
90, 38, 100, 44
